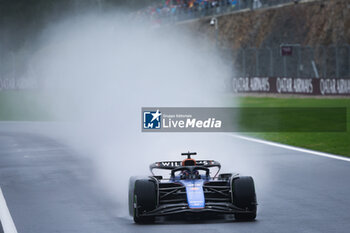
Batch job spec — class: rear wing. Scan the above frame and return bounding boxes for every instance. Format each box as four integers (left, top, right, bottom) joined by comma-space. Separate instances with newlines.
150, 160, 221, 172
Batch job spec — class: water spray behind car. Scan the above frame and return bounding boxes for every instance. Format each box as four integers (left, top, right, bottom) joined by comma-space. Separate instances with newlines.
27, 10, 271, 218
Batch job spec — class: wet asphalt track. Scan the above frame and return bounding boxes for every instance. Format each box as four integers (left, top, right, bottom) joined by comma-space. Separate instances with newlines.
0, 122, 350, 233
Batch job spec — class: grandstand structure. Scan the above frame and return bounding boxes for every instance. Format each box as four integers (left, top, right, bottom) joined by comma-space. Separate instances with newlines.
139, 0, 321, 25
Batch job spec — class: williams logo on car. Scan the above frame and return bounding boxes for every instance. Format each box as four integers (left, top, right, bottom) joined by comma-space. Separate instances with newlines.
143, 109, 162, 129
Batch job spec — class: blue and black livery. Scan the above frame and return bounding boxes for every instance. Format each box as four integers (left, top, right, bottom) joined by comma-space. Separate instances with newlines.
129, 152, 257, 223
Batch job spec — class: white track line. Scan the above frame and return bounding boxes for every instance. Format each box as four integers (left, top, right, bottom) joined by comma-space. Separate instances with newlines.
230, 134, 350, 163
0, 187, 18, 233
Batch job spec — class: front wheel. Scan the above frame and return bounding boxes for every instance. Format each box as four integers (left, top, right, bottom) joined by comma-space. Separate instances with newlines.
232, 176, 257, 221
132, 179, 157, 224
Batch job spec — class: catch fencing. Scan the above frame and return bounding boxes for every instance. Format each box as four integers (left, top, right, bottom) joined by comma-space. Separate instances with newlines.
231, 44, 350, 79
229, 44, 350, 96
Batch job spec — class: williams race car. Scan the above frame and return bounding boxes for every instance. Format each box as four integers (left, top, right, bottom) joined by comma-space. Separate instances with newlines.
129, 152, 257, 223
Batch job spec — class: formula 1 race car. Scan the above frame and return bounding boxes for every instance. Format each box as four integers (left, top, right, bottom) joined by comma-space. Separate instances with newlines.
128, 152, 257, 223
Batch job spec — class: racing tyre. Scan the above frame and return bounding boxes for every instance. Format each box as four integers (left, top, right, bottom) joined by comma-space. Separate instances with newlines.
232, 176, 257, 221
133, 179, 157, 224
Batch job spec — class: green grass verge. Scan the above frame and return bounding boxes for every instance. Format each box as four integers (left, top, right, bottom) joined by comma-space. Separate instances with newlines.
1, 90, 349, 157
237, 96, 350, 157
0, 90, 51, 121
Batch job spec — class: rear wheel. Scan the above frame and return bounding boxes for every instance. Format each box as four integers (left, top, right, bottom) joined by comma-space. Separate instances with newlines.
133, 179, 157, 224
232, 176, 257, 221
